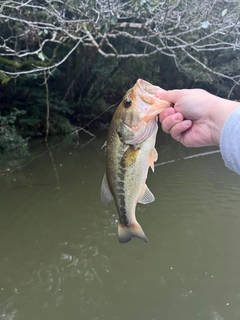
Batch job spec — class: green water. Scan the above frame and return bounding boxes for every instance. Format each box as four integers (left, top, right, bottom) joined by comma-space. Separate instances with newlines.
0, 131, 240, 320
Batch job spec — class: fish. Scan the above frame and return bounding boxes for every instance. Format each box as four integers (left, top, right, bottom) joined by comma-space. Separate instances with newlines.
101, 79, 172, 243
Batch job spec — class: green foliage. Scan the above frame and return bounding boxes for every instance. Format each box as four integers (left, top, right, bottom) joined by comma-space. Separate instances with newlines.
1, 0, 240, 152
16, 87, 76, 136
0, 72, 10, 84
0, 108, 28, 153
48, 115, 75, 135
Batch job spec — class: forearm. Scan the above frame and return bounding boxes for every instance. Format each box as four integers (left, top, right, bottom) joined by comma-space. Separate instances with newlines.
220, 106, 240, 174
209, 97, 240, 146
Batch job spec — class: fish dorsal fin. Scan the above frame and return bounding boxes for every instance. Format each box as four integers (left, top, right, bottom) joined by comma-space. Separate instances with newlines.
138, 184, 155, 204
101, 141, 107, 149
101, 173, 114, 206
101, 141, 107, 154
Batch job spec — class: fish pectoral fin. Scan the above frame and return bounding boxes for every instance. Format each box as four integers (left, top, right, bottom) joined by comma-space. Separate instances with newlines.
100, 173, 114, 206
138, 184, 155, 204
121, 145, 140, 168
149, 148, 158, 172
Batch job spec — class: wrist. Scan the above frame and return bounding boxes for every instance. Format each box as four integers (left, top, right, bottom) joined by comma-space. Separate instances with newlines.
210, 98, 240, 146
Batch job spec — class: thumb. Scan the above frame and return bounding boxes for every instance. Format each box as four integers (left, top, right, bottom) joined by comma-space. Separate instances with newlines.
156, 89, 184, 104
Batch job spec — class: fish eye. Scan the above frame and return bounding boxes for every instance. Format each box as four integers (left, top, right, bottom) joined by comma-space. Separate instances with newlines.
124, 98, 132, 108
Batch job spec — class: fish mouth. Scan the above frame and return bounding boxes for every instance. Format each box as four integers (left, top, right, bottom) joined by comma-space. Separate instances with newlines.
138, 79, 160, 96
122, 79, 172, 145
135, 79, 173, 120
123, 119, 145, 132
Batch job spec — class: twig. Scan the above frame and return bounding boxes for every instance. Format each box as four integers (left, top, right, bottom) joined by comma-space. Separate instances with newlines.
44, 70, 50, 142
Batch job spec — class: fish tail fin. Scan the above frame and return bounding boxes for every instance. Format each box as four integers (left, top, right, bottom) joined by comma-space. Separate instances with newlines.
118, 222, 148, 243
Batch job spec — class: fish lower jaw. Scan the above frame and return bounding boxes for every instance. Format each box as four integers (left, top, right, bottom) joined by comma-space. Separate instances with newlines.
123, 121, 142, 132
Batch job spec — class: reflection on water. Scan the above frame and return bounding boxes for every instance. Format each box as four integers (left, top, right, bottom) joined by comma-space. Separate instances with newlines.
0, 131, 240, 320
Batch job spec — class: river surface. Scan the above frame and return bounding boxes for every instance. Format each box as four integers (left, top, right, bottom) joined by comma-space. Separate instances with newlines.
0, 129, 240, 320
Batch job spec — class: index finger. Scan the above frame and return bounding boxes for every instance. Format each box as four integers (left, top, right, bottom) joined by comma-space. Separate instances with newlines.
159, 107, 176, 123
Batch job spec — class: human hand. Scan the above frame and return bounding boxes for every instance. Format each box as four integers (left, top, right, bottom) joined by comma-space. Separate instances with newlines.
156, 89, 239, 147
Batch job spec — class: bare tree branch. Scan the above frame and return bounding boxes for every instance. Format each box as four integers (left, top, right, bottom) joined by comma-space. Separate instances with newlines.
0, 0, 240, 86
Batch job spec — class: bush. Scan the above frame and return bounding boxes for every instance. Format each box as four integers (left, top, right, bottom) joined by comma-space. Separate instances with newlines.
0, 108, 29, 153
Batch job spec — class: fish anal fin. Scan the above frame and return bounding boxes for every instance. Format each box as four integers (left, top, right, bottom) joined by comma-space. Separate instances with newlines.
100, 173, 113, 206
138, 184, 155, 204
118, 222, 148, 243
149, 148, 158, 172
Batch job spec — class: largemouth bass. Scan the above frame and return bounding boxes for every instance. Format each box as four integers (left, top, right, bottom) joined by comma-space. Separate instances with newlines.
101, 79, 172, 243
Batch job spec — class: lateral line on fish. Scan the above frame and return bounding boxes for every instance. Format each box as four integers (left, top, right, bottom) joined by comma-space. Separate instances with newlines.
155, 150, 220, 167
116, 164, 129, 226
10, 102, 120, 174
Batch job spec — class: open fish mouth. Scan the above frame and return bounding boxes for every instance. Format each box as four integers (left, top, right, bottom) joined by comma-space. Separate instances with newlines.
132, 79, 172, 122
137, 79, 161, 96
121, 79, 172, 145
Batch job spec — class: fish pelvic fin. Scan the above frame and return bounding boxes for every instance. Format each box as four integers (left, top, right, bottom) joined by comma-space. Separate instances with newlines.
149, 148, 158, 172
118, 222, 148, 243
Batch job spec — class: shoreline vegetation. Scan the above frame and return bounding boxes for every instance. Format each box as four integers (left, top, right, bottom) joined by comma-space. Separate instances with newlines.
1, 0, 240, 153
